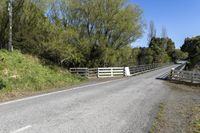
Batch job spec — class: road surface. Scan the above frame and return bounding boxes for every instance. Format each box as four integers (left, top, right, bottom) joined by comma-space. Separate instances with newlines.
0, 65, 178, 133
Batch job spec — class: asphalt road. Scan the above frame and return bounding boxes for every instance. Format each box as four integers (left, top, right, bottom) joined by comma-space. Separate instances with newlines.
0, 65, 178, 133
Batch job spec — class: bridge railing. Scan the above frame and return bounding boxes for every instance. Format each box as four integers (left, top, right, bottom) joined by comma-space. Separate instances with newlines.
129, 63, 171, 76
170, 63, 200, 84
70, 63, 172, 78
171, 70, 200, 84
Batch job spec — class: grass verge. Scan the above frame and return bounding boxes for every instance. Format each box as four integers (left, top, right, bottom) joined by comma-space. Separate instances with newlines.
0, 50, 85, 101
192, 106, 200, 133
149, 103, 165, 133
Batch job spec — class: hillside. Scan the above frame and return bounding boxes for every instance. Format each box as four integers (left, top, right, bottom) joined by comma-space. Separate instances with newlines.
0, 50, 83, 101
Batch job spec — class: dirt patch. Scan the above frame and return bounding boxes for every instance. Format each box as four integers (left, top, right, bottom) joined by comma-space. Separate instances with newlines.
150, 82, 200, 133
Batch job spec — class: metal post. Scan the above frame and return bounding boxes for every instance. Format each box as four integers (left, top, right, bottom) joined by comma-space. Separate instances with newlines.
8, 0, 13, 51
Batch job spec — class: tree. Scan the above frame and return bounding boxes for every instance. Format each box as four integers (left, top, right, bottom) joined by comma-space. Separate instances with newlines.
147, 20, 156, 46
0, 0, 8, 49
51, 0, 144, 67
149, 37, 175, 63
0, 0, 145, 68
172, 49, 188, 61
161, 26, 167, 39
161, 26, 168, 50
181, 36, 200, 67
138, 48, 154, 64
0, 0, 25, 50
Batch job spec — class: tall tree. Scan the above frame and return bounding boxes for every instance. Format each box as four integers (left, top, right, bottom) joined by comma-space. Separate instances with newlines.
147, 20, 156, 46
149, 37, 176, 63
51, 0, 144, 66
161, 26, 168, 50
161, 26, 167, 39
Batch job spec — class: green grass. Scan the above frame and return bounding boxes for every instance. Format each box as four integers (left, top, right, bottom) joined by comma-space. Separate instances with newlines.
194, 120, 200, 133
0, 50, 84, 100
193, 106, 200, 133
149, 103, 165, 133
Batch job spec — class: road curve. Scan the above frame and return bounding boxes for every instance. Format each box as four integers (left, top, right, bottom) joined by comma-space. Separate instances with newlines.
0, 65, 178, 133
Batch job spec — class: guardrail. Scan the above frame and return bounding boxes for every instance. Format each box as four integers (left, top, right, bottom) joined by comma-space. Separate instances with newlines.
174, 63, 186, 71
171, 70, 200, 84
169, 63, 200, 84
70, 63, 172, 78
129, 64, 163, 75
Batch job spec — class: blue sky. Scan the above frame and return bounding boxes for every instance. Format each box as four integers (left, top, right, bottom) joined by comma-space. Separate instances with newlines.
129, 0, 200, 48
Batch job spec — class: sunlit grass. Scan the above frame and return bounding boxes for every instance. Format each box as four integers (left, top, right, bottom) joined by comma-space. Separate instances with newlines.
0, 50, 84, 100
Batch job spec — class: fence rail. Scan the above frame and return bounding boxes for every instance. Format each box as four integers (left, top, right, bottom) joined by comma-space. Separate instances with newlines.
70, 63, 171, 78
130, 64, 157, 75
70, 68, 88, 77
171, 70, 200, 84
97, 67, 124, 78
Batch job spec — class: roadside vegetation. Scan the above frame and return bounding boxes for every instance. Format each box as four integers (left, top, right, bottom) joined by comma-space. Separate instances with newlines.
181, 36, 200, 71
193, 106, 200, 133
0, 50, 83, 101
149, 103, 165, 133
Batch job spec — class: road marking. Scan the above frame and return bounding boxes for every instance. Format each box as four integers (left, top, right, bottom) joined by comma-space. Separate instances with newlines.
0, 78, 125, 106
11, 125, 32, 133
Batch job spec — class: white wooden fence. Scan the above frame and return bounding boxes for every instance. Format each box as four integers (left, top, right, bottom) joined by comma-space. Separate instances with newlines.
97, 67, 125, 78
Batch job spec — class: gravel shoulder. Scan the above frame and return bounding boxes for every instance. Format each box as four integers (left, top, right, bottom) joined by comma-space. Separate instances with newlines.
150, 82, 200, 133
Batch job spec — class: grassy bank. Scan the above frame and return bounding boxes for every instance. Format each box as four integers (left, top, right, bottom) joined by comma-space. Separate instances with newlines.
0, 50, 84, 101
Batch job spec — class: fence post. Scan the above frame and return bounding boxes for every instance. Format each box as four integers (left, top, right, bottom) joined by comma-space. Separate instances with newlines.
170, 68, 175, 80
97, 68, 99, 78
124, 67, 126, 77
191, 72, 193, 83
111, 68, 113, 77
86, 68, 89, 77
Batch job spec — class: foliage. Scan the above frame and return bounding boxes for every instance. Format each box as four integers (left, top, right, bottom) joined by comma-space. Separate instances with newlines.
0, 0, 145, 67
56, 0, 144, 67
148, 37, 175, 63
138, 48, 154, 64
0, 0, 185, 68
148, 37, 189, 63
181, 36, 200, 67
172, 49, 188, 61
147, 20, 156, 46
